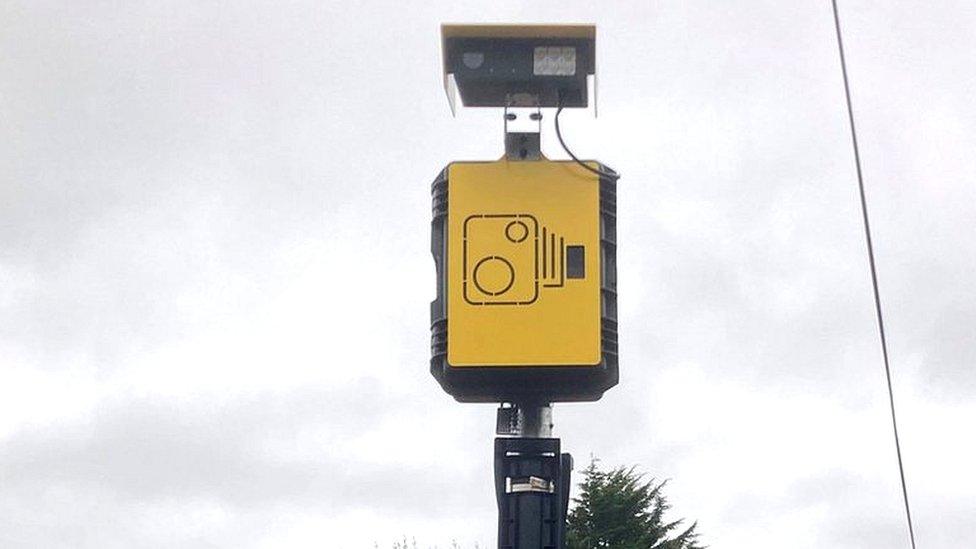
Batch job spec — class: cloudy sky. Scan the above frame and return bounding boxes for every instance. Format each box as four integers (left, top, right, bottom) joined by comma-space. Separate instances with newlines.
1, 1, 974, 547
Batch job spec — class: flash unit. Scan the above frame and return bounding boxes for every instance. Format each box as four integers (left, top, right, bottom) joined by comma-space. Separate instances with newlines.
441, 24, 597, 113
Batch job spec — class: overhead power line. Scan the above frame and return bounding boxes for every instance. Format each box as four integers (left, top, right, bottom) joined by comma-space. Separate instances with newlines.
829, 2, 917, 548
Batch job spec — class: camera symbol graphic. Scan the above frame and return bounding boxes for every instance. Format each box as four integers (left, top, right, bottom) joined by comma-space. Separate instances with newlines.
463, 214, 585, 306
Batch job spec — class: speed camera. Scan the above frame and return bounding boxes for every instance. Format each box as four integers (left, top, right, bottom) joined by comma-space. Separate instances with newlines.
430, 159, 617, 403
429, 24, 618, 403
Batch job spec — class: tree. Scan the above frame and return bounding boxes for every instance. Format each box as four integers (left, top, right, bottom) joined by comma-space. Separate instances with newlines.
566, 460, 703, 549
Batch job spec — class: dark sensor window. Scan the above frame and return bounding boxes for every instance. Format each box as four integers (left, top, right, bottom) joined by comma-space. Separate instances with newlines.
566, 245, 585, 279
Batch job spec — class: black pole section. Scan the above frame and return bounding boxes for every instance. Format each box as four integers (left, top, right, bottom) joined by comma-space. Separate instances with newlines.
494, 437, 572, 549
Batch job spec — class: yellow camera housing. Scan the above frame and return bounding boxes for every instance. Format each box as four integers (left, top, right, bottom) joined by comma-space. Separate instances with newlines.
430, 158, 618, 402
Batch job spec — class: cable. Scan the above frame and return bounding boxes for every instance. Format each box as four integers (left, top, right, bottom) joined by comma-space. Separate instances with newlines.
553, 104, 620, 181
830, 2, 917, 548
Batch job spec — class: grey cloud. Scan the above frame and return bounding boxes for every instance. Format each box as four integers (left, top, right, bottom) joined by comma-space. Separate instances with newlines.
1, 0, 974, 547
0, 383, 483, 514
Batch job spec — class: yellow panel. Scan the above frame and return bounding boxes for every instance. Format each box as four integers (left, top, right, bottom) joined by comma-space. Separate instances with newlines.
447, 160, 602, 367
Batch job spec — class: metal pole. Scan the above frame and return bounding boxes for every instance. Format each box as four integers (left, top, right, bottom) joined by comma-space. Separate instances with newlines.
493, 113, 571, 549
495, 403, 571, 549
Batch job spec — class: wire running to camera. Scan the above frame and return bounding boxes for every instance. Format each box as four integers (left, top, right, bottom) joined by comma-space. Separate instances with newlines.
830, 2, 917, 548
554, 102, 620, 181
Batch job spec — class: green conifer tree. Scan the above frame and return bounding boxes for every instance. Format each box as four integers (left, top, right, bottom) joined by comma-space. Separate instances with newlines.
566, 460, 703, 549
